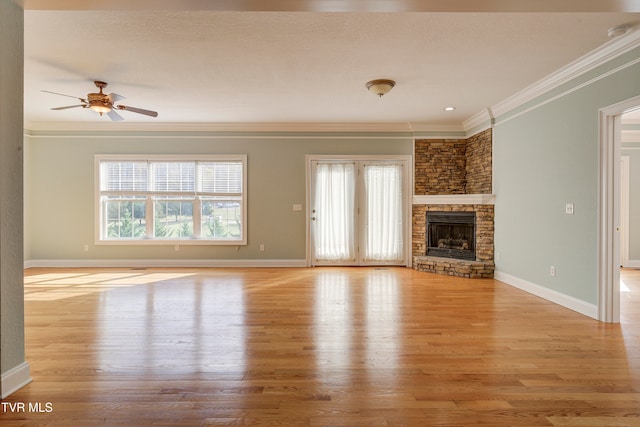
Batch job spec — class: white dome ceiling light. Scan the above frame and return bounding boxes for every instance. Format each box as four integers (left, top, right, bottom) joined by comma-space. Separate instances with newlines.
366, 79, 396, 97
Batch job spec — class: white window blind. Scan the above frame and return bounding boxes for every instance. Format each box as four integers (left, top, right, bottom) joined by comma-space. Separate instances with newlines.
198, 161, 243, 193
104, 162, 148, 192
96, 155, 246, 244
152, 162, 196, 193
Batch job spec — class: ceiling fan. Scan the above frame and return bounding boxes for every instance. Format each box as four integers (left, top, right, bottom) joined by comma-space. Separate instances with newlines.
43, 80, 158, 121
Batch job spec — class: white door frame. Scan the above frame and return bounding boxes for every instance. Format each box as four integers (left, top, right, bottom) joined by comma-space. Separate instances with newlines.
620, 156, 630, 268
305, 155, 413, 267
598, 95, 640, 323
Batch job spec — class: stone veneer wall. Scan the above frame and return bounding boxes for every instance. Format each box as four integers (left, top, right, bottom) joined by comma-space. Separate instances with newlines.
414, 129, 492, 195
465, 129, 492, 194
414, 139, 466, 195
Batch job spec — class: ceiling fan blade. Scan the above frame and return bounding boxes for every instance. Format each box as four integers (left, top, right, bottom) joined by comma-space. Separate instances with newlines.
51, 104, 86, 110
108, 92, 125, 103
117, 105, 158, 117
107, 110, 124, 122
42, 90, 87, 103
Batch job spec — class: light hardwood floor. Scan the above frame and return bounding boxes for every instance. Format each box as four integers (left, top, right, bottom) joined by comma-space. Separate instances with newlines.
3, 267, 640, 426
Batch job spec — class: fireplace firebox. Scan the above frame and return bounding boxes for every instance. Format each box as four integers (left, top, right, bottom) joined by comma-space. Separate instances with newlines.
426, 211, 476, 260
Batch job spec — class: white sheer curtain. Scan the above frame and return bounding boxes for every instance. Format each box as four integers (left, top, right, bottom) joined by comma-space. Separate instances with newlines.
364, 163, 403, 262
314, 162, 356, 262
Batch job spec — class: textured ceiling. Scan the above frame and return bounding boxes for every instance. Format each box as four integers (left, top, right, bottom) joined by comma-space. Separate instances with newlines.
22, 2, 640, 129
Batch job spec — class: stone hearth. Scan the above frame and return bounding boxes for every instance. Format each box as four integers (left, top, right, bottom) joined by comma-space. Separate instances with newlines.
413, 256, 494, 278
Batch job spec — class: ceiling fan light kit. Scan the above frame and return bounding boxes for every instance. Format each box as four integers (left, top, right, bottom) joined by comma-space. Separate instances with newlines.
366, 79, 395, 97
87, 81, 113, 114
43, 80, 158, 121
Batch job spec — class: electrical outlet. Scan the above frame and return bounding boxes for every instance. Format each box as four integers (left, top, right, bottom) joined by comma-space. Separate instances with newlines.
83, 244, 89, 252
550, 266, 556, 277
174, 245, 180, 252
260, 244, 265, 252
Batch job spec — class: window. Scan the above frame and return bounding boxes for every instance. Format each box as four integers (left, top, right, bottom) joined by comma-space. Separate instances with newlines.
96, 155, 247, 245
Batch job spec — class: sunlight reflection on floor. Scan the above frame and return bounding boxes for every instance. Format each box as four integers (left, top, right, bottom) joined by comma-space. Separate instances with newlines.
24, 272, 195, 301
621, 279, 630, 293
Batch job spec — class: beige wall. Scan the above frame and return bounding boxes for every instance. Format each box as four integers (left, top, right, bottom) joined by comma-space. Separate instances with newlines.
0, 0, 29, 397
25, 131, 412, 264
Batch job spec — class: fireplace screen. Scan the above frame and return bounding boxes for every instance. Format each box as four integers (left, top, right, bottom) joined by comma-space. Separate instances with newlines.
426, 212, 476, 260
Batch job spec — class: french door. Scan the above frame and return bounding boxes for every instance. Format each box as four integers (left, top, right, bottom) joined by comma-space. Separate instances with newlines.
308, 156, 410, 266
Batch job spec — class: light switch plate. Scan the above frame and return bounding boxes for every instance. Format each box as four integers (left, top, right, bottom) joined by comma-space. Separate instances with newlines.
565, 203, 574, 215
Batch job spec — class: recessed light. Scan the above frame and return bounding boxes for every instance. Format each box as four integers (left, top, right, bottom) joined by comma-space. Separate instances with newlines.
444, 106, 456, 112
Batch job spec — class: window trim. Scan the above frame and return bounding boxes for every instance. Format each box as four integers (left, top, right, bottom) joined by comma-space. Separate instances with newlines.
94, 154, 247, 246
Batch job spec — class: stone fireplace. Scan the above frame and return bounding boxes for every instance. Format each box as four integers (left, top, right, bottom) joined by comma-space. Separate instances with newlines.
413, 201, 494, 277
412, 129, 494, 278
427, 211, 475, 260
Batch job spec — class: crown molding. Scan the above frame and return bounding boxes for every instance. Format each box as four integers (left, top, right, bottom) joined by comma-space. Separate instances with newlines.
462, 108, 494, 133
24, 121, 417, 134
409, 122, 465, 133
23, 0, 640, 12
22, 120, 480, 138
490, 26, 640, 120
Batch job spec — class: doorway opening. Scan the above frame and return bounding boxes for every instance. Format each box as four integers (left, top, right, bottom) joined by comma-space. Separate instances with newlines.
598, 96, 640, 323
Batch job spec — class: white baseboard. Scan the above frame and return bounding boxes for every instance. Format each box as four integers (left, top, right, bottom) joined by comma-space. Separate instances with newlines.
494, 270, 598, 320
1, 362, 31, 399
623, 260, 640, 268
24, 259, 307, 269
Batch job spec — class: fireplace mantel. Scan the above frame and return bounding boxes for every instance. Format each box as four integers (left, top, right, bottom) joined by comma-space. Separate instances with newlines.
413, 194, 495, 205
